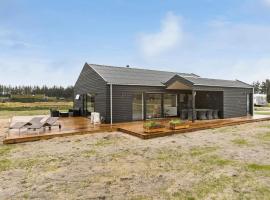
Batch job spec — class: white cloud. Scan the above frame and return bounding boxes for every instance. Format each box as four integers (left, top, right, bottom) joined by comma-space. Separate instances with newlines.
194, 57, 270, 83
0, 28, 82, 86
0, 55, 81, 86
262, 0, 270, 6
0, 27, 42, 51
138, 12, 183, 57
135, 17, 270, 83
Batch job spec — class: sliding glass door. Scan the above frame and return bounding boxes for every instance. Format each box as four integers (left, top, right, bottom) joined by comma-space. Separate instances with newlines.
132, 93, 143, 120
164, 94, 177, 117
146, 93, 162, 119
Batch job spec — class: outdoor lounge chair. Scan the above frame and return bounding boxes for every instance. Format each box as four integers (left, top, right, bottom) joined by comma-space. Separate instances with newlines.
27, 117, 61, 133
43, 117, 61, 130
9, 122, 28, 135
26, 117, 44, 125
9, 117, 44, 135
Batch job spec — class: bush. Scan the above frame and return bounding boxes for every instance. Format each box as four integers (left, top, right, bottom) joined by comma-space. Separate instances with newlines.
144, 121, 163, 129
169, 119, 184, 126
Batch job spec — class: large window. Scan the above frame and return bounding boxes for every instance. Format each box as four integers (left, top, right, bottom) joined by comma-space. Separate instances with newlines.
87, 94, 95, 113
146, 93, 162, 119
132, 93, 143, 120
164, 94, 177, 117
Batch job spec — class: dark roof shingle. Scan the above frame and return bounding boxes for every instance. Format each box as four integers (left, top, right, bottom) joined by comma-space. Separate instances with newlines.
87, 63, 252, 88
183, 76, 252, 88
89, 63, 198, 86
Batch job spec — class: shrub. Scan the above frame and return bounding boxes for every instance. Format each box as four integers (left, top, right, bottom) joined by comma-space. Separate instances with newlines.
143, 121, 163, 129
169, 119, 184, 126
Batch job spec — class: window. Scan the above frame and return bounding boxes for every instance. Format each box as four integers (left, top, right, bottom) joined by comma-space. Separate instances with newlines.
146, 93, 162, 119
164, 94, 177, 117
75, 94, 80, 100
87, 94, 95, 113
132, 93, 143, 120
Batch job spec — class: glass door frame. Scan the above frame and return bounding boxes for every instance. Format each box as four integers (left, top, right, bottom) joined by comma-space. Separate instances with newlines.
145, 92, 163, 120
132, 93, 144, 121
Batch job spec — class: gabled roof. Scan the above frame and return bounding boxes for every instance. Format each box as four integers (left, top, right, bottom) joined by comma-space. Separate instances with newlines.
87, 63, 253, 89
88, 63, 199, 86
177, 75, 252, 88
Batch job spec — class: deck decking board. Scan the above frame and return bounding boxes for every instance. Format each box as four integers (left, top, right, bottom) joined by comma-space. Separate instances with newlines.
3, 115, 270, 144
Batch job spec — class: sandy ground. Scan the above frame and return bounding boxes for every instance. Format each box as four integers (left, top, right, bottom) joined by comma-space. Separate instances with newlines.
0, 119, 270, 199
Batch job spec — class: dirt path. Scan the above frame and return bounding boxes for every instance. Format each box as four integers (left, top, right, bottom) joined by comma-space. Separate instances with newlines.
0, 119, 270, 199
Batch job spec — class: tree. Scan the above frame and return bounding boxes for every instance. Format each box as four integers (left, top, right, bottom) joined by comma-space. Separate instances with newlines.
265, 79, 270, 102
252, 81, 261, 94
0, 84, 74, 100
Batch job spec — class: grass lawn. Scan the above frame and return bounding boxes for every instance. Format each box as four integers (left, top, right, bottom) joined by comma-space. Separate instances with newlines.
0, 102, 73, 119
0, 118, 270, 199
255, 111, 270, 115
254, 104, 270, 115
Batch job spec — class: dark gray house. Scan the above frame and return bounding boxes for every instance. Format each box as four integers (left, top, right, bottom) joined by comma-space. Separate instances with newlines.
74, 63, 254, 124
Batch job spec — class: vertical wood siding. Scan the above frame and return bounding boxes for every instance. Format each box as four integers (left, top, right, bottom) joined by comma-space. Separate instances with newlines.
74, 66, 253, 123
106, 85, 192, 123
194, 86, 253, 118
73, 64, 107, 119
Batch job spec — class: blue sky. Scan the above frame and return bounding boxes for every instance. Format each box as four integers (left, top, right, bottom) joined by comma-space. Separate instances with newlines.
1, 0, 270, 86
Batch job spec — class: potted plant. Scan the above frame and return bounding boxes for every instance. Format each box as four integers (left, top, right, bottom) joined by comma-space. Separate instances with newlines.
169, 119, 190, 130
143, 121, 165, 133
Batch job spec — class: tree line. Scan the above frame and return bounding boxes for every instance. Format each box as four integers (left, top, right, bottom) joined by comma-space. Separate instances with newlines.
252, 79, 270, 101
0, 85, 74, 99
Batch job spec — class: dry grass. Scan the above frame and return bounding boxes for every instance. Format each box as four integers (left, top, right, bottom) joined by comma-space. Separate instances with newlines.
0, 102, 73, 119
0, 119, 270, 199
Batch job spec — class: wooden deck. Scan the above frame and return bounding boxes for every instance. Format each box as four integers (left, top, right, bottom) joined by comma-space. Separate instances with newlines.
3, 117, 117, 144
118, 115, 270, 139
3, 115, 270, 144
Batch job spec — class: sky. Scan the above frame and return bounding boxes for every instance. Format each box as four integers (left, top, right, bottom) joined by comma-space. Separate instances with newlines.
1, 0, 270, 86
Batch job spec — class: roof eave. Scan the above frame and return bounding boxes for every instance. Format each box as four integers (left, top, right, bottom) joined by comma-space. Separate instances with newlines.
193, 84, 253, 89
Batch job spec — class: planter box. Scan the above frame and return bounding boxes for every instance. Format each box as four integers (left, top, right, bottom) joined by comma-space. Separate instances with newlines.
144, 126, 166, 133
169, 123, 190, 130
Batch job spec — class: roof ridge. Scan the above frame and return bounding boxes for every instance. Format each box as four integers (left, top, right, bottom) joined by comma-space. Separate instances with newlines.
87, 63, 198, 76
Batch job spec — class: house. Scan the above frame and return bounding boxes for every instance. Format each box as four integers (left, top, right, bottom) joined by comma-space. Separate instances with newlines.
74, 63, 254, 124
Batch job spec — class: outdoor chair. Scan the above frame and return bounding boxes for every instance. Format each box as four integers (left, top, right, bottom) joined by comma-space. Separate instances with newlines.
72, 109, 81, 117
9, 117, 44, 135
50, 109, 60, 117
206, 110, 213, 120
68, 109, 74, 117
9, 122, 28, 135
27, 117, 61, 133
197, 110, 207, 120
43, 117, 61, 130
213, 110, 219, 119
59, 112, 69, 117
90, 112, 101, 124
27, 117, 44, 125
